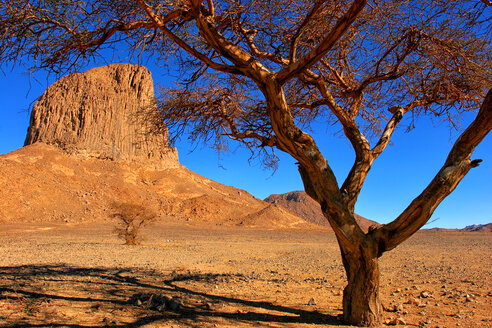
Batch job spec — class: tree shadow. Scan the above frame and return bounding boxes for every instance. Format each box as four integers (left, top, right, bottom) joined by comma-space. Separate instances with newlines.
0, 264, 344, 327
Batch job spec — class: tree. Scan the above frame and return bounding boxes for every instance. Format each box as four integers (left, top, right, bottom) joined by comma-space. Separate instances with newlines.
111, 202, 157, 245
1, 0, 491, 325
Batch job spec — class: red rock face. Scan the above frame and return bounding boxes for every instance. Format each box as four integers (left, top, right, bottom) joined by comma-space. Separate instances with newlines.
24, 64, 178, 163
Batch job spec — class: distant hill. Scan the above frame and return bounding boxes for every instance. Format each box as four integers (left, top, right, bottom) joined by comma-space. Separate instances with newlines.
264, 190, 379, 232
426, 223, 491, 232
461, 223, 492, 232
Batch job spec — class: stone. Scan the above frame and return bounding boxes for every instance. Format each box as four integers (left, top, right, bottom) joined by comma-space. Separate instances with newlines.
385, 303, 404, 313
25, 64, 178, 163
385, 317, 406, 325
307, 297, 316, 305
420, 291, 430, 298
405, 297, 420, 305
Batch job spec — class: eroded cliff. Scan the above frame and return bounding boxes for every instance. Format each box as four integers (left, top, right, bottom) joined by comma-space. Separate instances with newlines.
24, 64, 178, 164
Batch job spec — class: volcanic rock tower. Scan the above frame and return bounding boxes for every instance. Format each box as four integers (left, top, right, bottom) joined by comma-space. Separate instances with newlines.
24, 64, 178, 163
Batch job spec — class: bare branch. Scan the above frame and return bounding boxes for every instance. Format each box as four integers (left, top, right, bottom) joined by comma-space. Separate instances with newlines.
237, 20, 288, 65
357, 30, 421, 92
295, 69, 374, 212
288, 0, 326, 63
135, 0, 241, 75
277, 0, 367, 84
258, 74, 367, 247
320, 59, 350, 91
375, 88, 492, 253
190, 1, 270, 79
206, 0, 215, 17
48, 20, 155, 66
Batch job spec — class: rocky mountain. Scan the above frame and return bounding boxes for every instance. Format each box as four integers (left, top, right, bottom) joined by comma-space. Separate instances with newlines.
461, 223, 492, 232
25, 64, 177, 162
1, 64, 314, 229
264, 190, 379, 232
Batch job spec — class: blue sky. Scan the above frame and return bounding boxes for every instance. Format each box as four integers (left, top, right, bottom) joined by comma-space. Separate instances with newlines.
0, 63, 490, 229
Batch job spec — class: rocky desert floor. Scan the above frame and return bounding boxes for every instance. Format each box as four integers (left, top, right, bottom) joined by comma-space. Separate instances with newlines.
0, 222, 490, 328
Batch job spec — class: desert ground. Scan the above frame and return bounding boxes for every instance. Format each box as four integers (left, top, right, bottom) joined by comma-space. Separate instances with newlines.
0, 222, 490, 328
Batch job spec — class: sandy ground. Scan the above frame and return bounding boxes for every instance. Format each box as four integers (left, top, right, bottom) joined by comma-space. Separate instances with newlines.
0, 223, 490, 328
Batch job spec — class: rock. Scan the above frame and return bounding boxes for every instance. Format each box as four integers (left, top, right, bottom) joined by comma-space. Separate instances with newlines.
418, 317, 432, 326
385, 317, 406, 325
307, 297, 316, 305
405, 297, 420, 305
420, 291, 430, 298
385, 303, 403, 313
25, 64, 178, 163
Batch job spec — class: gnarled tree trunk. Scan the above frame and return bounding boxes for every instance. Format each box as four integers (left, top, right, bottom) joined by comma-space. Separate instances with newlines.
339, 239, 381, 326
298, 162, 383, 326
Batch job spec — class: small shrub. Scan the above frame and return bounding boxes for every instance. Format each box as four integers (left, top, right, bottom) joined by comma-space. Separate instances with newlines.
111, 202, 156, 245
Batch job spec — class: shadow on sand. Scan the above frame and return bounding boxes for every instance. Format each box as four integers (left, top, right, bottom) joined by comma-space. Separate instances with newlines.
0, 264, 343, 327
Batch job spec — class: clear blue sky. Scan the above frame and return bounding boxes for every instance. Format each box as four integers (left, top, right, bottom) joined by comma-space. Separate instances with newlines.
0, 62, 490, 229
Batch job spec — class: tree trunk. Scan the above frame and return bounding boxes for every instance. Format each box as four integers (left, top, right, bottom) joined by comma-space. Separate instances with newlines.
340, 241, 381, 326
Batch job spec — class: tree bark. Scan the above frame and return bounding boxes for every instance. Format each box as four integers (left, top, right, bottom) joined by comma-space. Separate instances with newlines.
338, 236, 381, 326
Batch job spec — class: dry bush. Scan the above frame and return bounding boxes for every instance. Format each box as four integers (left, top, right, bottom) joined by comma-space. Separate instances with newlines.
111, 202, 157, 246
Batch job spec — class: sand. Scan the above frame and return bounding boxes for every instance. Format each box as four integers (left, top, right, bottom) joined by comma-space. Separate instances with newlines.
0, 222, 490, 327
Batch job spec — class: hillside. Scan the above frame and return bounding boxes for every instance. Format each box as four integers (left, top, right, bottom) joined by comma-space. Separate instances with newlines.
0, 143, 313, 229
